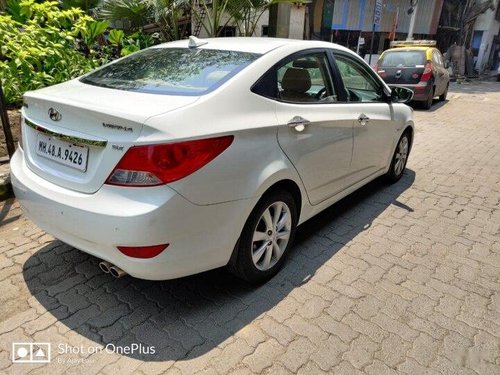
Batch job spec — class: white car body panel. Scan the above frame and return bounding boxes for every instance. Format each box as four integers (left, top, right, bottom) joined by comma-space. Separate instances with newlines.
11, 37, 414, 280
11, 149, 258, 280
349, 102, 399, 180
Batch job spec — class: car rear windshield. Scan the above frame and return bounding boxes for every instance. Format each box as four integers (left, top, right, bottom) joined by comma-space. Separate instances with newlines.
379, 51, 426, 67
80, 48, 261, 96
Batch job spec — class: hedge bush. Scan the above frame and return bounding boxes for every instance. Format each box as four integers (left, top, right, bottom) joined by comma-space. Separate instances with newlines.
0, 1, 108, 106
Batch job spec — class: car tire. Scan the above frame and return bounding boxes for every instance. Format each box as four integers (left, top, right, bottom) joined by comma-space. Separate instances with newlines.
439, 84, 449, 101
422, 88, 434, 109
385, 131, 411, 184
228, 190, 297, 284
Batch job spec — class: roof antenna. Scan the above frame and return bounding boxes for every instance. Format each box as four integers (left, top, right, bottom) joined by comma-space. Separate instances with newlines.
189, 36, 208, 48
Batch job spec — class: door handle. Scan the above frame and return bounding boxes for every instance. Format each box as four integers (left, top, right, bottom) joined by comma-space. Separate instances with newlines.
358, 114, 370, 126
287, 116, 310, 132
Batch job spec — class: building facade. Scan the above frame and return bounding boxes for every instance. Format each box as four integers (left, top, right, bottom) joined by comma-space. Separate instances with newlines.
472, 0, 500, 72
190, 0, 499, 73
324, 0, 444, 56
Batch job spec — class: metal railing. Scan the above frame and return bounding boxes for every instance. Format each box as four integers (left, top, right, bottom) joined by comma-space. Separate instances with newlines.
0, 83, 15, 159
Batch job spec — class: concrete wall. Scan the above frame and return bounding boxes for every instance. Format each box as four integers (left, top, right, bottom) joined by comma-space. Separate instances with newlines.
474, 0, 500, 72
289, 6, 306, 39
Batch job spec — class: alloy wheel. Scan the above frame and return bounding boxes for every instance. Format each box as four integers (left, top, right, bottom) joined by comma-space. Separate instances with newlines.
251, 201, 292, 271
394, 136, 409, 176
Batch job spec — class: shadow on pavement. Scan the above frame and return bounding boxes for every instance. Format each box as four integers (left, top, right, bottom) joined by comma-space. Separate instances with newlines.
0, 198, 20, 227
411, 99, 447, 113
23, 170, 415, 361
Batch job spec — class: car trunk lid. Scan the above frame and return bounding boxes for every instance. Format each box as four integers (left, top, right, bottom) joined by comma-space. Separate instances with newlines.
22, 80, 199, 194
376, 50, 427, 84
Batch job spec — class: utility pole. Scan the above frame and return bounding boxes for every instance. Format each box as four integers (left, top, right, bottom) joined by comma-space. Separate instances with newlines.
407, 0, 418, 41
368, 0, 383, 65
356, 32, 363, 54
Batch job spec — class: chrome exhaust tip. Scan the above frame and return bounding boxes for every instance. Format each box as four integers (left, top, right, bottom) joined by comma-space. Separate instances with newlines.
109, 265, 127, 279
99, 261, 112, 274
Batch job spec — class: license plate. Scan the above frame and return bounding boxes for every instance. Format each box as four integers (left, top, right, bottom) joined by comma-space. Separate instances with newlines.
35, 133, 89, 172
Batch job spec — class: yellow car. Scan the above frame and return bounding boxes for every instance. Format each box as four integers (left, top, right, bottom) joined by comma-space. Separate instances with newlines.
375, 40, 450, 109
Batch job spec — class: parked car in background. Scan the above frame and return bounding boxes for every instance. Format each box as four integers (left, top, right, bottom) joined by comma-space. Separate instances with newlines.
11, 37, 414, 284
375, 40, 450, 109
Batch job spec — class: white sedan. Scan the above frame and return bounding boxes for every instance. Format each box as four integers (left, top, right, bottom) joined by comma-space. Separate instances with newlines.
11, 37, 414, 283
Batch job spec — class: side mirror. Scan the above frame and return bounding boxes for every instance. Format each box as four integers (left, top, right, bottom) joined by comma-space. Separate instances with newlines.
390, 86, 414, 104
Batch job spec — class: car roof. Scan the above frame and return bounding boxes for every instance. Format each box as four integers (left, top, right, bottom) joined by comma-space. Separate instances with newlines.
153, 37, 352, 55
383, 47, 430, 52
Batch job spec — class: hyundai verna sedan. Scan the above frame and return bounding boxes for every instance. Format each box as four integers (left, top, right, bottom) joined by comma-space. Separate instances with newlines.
11, 37, 414, 283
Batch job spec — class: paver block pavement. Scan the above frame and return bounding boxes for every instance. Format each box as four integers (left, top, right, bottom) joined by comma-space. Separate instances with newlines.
0, 81, 499, 374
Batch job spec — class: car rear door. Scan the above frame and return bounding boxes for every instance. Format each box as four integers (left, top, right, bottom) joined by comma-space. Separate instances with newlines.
332, 52, 398, 183
272, 50, 354, 205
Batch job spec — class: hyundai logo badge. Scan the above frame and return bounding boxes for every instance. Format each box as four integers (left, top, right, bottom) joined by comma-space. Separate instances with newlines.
48, 108, 62, 121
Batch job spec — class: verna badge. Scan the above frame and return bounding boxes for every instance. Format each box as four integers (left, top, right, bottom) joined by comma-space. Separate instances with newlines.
48, 108, 62, 121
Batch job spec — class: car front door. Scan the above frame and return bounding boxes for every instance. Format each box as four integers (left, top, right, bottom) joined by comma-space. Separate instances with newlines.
274, 50, 354, 205
332, 52, 399, 184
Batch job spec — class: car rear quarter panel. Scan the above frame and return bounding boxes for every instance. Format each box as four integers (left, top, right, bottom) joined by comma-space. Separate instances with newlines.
169, 126, 304, 206
389, 103, 414, 159
142, 81, 306, 207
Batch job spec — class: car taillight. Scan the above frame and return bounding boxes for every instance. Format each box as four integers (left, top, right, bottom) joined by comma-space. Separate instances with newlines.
374, 62, 386, 78
106, 135, 234, 187
420, 61, 433, 82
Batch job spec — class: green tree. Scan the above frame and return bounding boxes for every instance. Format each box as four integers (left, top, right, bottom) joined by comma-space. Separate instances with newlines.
97, 0, 189, 41
226, 0, 305, 37
153, 0, 190, 41
191, 0, 233, 37
191, 0, 306, 37
98, 0, 153, 30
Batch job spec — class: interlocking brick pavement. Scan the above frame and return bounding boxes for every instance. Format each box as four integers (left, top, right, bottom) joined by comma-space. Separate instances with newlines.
0, 81, 499, 374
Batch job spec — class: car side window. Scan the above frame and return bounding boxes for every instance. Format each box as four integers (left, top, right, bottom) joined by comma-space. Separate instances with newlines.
276, 53, 337, 104
334, 54, 384, 102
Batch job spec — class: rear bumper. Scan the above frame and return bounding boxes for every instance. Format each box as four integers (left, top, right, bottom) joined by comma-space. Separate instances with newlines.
10, 149, 255, 280
389, 83, 432, 101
